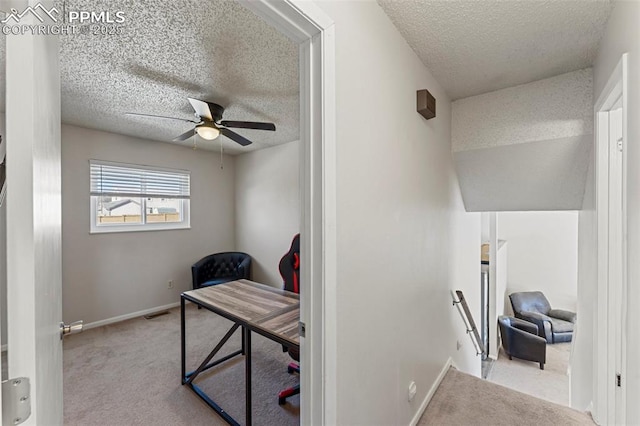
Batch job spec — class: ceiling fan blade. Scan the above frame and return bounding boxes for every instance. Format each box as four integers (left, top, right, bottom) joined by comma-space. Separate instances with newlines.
220, 128, 252, 147
173, 128, 196, 142
220, 121, 276, 131
187, 97, 213, 121
125, 112, 199, 124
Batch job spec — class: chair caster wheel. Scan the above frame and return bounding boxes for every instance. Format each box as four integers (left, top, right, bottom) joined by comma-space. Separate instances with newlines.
278, 397, 286, 405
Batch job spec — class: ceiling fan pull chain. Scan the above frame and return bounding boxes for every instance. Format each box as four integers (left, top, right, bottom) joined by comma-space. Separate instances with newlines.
220, 143, 224, 170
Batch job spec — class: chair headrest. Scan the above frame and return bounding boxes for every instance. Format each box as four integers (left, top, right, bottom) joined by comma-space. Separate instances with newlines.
509, 291, 551, 315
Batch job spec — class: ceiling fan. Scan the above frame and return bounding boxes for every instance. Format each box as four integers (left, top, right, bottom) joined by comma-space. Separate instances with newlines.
126, 98, 276, 146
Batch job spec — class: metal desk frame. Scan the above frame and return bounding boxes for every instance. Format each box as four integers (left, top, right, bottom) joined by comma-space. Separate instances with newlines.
180, 284, 299, 426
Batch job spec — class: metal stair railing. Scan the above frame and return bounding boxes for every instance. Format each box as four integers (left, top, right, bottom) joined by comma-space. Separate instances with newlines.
451, 290, 485, 357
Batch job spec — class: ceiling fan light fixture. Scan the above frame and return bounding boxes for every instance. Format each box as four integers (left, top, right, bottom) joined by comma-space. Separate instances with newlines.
196, 124, 220, 140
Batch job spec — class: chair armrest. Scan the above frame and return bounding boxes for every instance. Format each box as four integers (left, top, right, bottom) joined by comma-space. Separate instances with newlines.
508, 326, 547, 362
191, 254, 217, 289
549, 309, 576, 323
510, 326, 547, 346
516, 311, 553, 343
519, 311, 551, 322
510, 317, 539, 335
237, 256, 252, 279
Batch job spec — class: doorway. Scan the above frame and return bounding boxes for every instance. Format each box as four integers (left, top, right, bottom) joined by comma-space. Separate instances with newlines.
1, 1, 336, 424
481, 210, 580, 407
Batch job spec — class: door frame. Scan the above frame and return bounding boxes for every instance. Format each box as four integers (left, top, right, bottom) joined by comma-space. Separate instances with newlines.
593, 53, 628, 425
240, 2, 337, 424
1, 0, 337, 424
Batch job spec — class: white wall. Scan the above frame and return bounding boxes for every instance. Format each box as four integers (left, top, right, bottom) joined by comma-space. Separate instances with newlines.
315, 2, 481, 424
61, 125, 236, 325
497, 211, 579, 312
235, 140, 299, 287
588, 1, 640, 422
487, 236, 508, 359
451, 70, 593, 211
495, 240, 508, 343
573, 151, 595, 411
480, 212, 491, 243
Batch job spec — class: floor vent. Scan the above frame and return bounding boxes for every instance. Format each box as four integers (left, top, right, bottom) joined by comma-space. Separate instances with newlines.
144, 311, 169, 320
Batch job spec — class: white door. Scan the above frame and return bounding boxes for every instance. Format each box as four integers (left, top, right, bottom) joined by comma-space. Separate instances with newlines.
594, 53, 628, 425
2, 5, 64, 424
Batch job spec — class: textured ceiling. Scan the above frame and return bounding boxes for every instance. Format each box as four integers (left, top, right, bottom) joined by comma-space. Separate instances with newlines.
377, 0, 612, 100
452, 68, 593, 152
25, 0, 298, 154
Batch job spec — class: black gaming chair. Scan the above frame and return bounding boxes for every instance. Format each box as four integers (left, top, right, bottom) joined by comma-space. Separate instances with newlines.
278, 234, 300, 405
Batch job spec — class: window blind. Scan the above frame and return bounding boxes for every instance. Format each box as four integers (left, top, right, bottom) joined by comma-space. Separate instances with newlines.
90, 160, 190, 199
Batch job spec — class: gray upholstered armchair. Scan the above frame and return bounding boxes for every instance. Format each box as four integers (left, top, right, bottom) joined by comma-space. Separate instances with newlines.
509, 291, 576, 343
498, 316, 546, 369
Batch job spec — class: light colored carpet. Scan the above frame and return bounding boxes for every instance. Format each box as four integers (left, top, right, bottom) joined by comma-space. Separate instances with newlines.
63, 304, 299, 425
488, 343, 571, 406
419, 368, 593, 425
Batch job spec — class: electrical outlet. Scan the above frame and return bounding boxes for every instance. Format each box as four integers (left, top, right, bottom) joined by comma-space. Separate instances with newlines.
168, 280, 174, 289
408, 381, 417, 402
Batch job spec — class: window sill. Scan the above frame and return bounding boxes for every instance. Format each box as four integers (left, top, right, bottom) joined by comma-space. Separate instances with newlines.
89, 223, 191, 234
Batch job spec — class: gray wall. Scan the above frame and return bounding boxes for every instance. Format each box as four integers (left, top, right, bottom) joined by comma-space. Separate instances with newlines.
61, 125, 236, 325
315, 2, 481, 424
235, 140, 299, 287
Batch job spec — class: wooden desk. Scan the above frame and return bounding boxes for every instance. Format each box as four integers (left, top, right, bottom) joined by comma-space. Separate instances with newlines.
180, 280, 300, 426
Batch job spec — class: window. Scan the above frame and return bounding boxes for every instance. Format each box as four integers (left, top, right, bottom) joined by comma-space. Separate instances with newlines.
90, 160, 190, 233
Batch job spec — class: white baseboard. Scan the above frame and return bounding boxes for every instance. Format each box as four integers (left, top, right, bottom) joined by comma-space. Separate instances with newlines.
410, 357, 456, 426
83, 302, 181, 330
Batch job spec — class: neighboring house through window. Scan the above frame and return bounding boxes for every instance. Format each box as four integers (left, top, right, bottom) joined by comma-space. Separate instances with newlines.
90, 160, 190, 233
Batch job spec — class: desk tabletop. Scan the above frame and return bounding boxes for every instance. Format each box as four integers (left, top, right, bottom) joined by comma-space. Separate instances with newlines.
183, 279, 300, 346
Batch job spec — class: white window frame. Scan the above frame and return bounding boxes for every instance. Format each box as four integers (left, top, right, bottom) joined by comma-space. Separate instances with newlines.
89, 160, 191, 234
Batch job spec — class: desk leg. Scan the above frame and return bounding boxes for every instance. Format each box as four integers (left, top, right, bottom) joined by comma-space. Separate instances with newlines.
181, 296, 186, 384
245, 327, 252, 426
